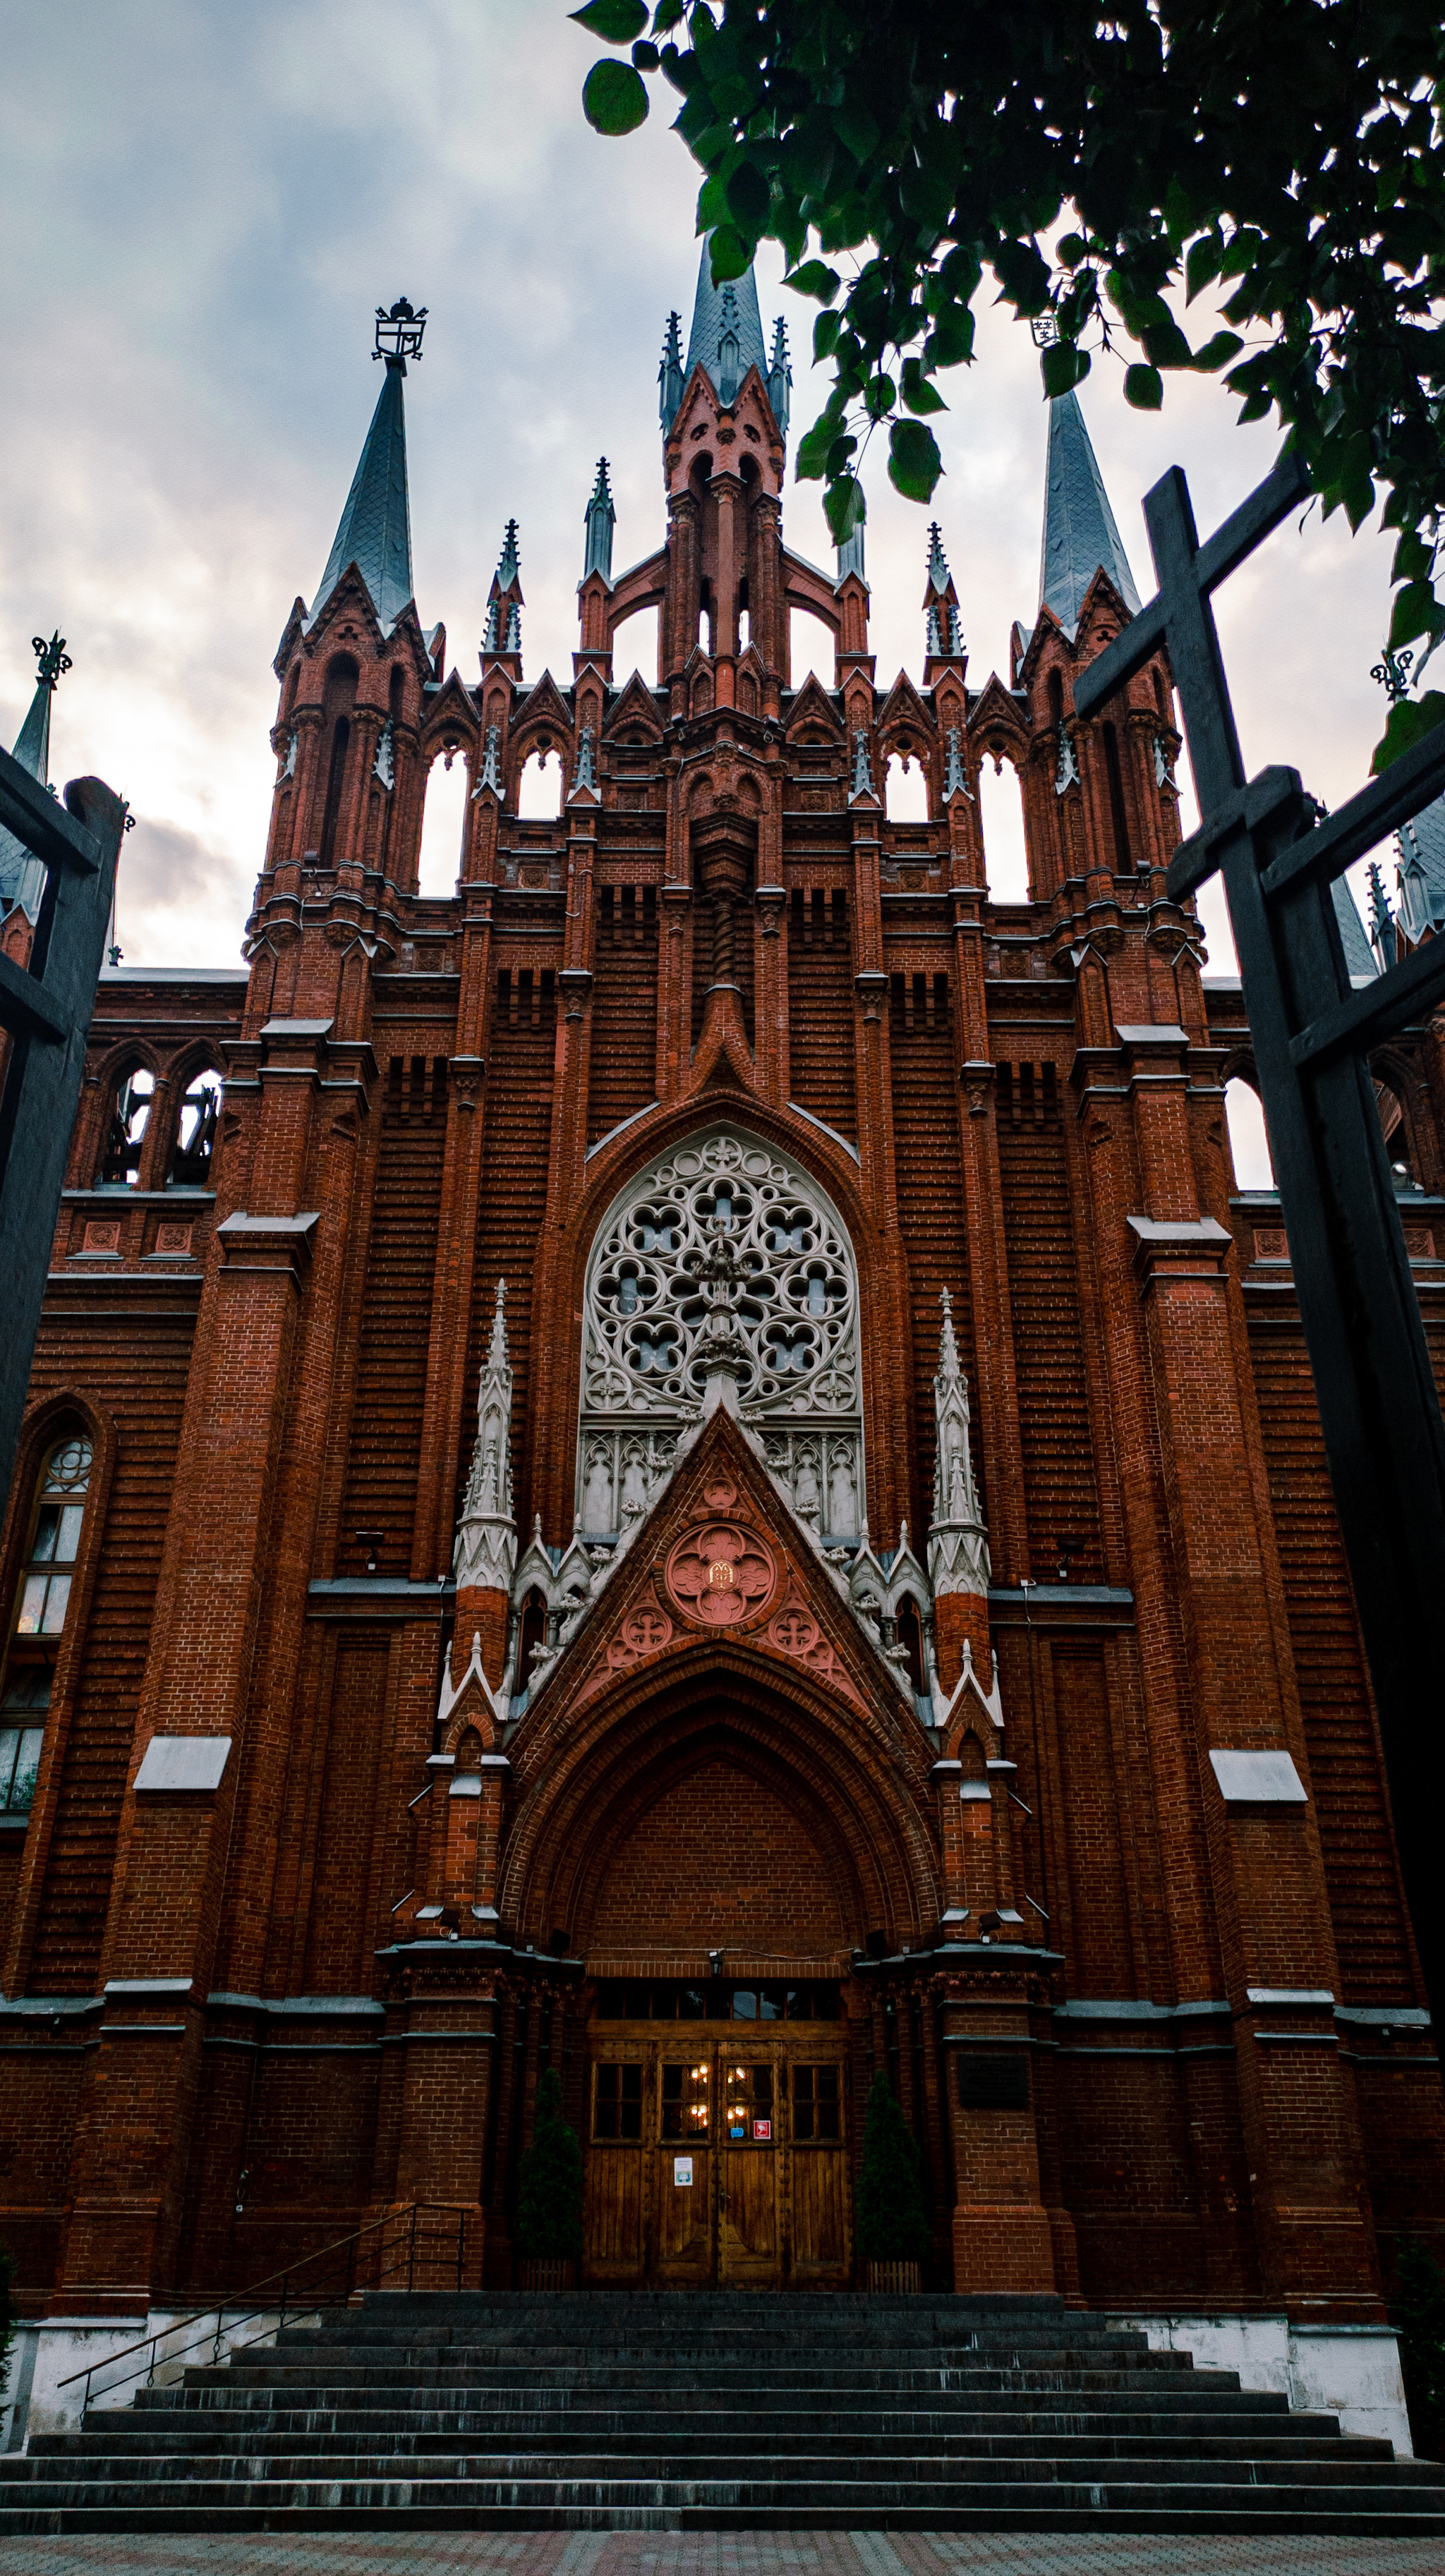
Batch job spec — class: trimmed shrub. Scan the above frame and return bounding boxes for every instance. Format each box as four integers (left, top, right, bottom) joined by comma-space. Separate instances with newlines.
515, 2067, 584, 2261
855, 2072, 929, 2264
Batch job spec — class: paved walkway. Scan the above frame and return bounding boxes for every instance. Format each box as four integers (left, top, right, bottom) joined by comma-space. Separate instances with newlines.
0, 2537, 1441, 2575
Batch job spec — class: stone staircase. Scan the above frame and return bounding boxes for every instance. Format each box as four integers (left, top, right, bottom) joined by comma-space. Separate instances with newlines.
3, 2292, 1443, 2534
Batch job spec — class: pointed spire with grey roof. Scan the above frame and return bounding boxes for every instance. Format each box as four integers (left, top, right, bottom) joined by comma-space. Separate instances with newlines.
309, 299, 425, 636
483, 521, 524, 662
583, 458, 615, 583
768, 316, 792, 435
0, 631, 70, 924
685, 239, 767, 402
659, 310, 685, 432
1039, 388, 1142, 640
923, 523, 964, 660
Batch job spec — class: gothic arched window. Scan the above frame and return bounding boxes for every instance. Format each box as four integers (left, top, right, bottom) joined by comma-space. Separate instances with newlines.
96, 1064, 154, 1188
167, 1065, 222, 1187
1, 1433, 93, 1820
577, 1128, 864, 1542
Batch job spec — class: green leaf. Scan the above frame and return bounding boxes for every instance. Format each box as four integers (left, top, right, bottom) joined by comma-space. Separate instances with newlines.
813, 310, 842, 362
1389, 583, 1443, 650
632, 37, 659, 68
1041, 339, 1089, 399
833, 100, 879, 165
992, 238, 1052, 317
651, 0, 684, 26
864, 372, 897, 420
1190, 329, 1243, 373
726, 157, 770, 231
1392, 533, 1433, 584
707, 221, 751, 281
787, 259, 840, 304
570, 0, 647, 39
1185, 234, 1221, 304
582, 57, 650, 133
824, 432, 858, 474
900, 356, 948, 414
824, 473, 866, 545
1371, 693, 1445, 776
1125, 363, 1163, 411
927, 303, 976, 368
1141, 316, 1194, 370
888, 418, 943, 502
1057, 233, 1089, 269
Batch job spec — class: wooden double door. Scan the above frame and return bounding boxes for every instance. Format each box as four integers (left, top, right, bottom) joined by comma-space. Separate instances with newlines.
584, 2028, 852, 2288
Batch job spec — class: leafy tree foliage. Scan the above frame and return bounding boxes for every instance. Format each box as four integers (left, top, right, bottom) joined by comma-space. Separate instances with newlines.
854, 2071, 929, 2266
1394, 2239, 1445, 2462
515, 2067, 585, 2261
574, 1, 1445, 756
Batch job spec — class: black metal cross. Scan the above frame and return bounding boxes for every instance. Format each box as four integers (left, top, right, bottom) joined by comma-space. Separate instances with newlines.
1076, 456, 1445, 2055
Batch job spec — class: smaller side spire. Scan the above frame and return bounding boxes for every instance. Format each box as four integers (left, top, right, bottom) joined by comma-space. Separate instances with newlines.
768, 317, 792, 436
453, 1280, 518, 1598
483, 520, 524, 661
923, 523, 965, 663
716, 285, 742, 407
835, 523, 866, 588
583, 458, 615, 583
928, 1289, 991, 1600
659, 311, 684, 432
0, 631, 70, 924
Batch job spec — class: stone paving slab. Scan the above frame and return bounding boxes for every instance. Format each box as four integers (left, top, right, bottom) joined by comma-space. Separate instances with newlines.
0, 2532, 1442, 2575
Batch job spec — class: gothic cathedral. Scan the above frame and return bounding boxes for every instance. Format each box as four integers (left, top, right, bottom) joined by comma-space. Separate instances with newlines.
2, 250, 1442, 2365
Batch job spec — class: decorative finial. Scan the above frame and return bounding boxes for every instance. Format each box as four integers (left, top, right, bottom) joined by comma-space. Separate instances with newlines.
32, 631, 71, 691
374, 296, 428, 372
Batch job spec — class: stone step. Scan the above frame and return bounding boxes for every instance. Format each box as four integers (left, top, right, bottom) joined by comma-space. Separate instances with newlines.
3, 2472, 1444, 2518
34, 2424, 1382, 2463
8, 2450, 1434, 2491
134, 2381, 1295, 2420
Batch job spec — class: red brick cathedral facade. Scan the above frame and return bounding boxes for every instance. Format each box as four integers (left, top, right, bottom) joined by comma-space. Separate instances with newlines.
2, 257, 1442, 2343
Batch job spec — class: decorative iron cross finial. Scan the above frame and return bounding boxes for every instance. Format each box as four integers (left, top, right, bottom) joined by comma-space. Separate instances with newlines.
373, 296, 428, 370
32, 631, 72, 691
1371, 647, 1415, 704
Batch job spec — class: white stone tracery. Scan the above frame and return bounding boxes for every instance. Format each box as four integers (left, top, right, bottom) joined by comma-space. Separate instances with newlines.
576, 1128, 864, 1539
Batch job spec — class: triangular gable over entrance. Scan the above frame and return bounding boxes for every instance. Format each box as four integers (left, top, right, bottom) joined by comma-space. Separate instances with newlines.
517, 1407, 917, 1747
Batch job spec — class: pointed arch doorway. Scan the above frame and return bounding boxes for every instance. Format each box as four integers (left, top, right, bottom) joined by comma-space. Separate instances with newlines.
562, 1726, 864, 2289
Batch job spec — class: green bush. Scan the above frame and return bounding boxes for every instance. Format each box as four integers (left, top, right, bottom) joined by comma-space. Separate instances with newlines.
1393, 2240, 1445, 2462
515, 2067, 584, 2261
855, 2072, 929, 2266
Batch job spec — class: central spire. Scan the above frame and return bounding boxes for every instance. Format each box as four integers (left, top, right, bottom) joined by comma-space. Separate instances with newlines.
309, 298, 425, 635
1038, 387, 1142, 639
684, 240, 767, 400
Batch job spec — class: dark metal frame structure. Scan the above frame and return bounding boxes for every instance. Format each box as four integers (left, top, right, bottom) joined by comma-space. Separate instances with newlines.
1075, 453, 1445, 2049
0, 748, 125, 1512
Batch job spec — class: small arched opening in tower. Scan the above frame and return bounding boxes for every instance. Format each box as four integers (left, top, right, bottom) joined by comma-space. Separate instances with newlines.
978, 753, 1029, 904
612, 605, 658, 690
885, 751, 929, 824
789, 609, 835, 690
1224, 1073, 1275, 1191
517, 1586, 548, 1688
1374, 1074, 1417, 1186
895, 1594, 925, 1696
517, 749, 563, 820
417, 748, 469, 899
315, 654, 358, 869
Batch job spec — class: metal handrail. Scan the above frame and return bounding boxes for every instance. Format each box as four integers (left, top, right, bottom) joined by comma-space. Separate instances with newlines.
57, 2199, 468, 2413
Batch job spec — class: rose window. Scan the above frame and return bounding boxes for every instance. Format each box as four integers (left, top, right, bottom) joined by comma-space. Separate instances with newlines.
577, 1129, 864, 1541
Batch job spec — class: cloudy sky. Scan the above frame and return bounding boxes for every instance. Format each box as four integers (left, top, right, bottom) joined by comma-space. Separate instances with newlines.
0, 0, 1401, 992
